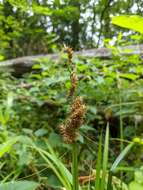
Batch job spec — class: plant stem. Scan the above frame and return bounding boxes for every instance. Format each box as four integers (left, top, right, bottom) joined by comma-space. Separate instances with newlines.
118, 83, 124, 152
120, 113, 123, 151
119, 87, 123, 189
72, 142, 78, 190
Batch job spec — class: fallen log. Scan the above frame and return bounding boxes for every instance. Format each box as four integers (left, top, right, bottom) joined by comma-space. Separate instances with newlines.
0, 44, 143, 75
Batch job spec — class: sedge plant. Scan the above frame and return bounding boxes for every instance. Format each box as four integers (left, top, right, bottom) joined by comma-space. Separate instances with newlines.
59, 46, 86, 190
28, 46, 85, 190
32, 46, 136, 190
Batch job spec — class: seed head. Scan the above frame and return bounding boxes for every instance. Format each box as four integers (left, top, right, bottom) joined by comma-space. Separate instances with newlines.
59, 96, 86, 144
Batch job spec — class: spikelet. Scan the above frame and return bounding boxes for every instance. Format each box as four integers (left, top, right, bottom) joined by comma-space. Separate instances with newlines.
68, 71, 78, 98
59, 96, 86, 144
64, 46, 78, 98
64, 46, 73, 64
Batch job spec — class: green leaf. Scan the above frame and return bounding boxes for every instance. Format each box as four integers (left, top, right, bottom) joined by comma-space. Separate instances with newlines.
0, 181, 39, 190
47, 175, 62, 188
110, 143, 134, 172
0, 55, 4, 61
33, 143, 80, 190
129, 181, 143, 190
48, 132, 62, 147
95, 133, 102, 190
32, 64, 41, 69
88, 106, 97, 115
0, 137, 20, 158
119, 73, 138, 81
134, 168, 143, 184
34, 128, 48, 137
112, 15, 143, 34
100, 123, 109, 190
32, 4, 52, 16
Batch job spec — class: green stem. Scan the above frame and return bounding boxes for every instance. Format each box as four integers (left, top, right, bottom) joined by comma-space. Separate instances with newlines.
119, 83, 123, 189
119, 112, 123, 151
118, 80, 124, 151
72, 142, 78, 190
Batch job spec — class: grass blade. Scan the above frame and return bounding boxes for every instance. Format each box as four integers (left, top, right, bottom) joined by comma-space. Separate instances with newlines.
33, 145, 72, 190
107, 142, 134, 190
95, 133, 102, 190
110, 142, 134, 172
100, 123, 109, 190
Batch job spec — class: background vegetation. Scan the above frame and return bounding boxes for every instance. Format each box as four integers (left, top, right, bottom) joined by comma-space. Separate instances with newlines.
0, 0, 143, 58
0, 0, 143, 190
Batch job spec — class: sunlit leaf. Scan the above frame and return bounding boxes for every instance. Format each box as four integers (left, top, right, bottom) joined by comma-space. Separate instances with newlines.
0, 137, 20, 158
112, 15, 143, 34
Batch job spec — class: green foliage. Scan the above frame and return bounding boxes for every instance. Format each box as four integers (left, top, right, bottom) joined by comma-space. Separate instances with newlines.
0, 0, 143, 58
110, 143, 134, 173
33, 143, 73, 190
0, 137, 20, 158
0, 181, 39, 190
0, 45, 142, 188
112, 15, 143, 34
129, 167, 143, 190
1, 1, 143, 189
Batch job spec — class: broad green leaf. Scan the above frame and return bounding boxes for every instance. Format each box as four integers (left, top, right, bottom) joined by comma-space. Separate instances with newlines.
48, 132, 62, 147
32, 64, 42, 69
34, 128, 48, 137
8, 0, 30, 11
119, 73, 138, 81
8, 0, 52, 15
129, 167, 143, 190
32, 4, 52, 16
0, 137, 20, 158
129, 181, 143, 190
0, 181, 39, 190
0, 55, 4, 61
112, 15, 143, 34
47, 175, 62, 188
134, 167, 143, 184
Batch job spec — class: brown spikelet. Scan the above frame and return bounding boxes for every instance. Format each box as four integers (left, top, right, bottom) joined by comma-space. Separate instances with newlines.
64, 46, 73, 63
59, 96, 86, 144
68, 71, 78, 98
64, 46, 78, 98
59, 124, 65, 135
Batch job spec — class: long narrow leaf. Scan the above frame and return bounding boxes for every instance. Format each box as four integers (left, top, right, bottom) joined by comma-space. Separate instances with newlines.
32, 144, 83, 190
107, 171, 113, 190
46, 142, 73, 186
107, 143, 134, 190
95, 133, 102, 190
100, 123, 109, 190
38, 149, 70, 189
110, 142, 134, 172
